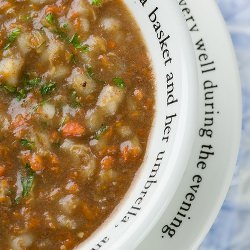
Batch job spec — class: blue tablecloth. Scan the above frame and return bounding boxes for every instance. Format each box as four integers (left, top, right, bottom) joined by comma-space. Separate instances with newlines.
200, 1, 250, 249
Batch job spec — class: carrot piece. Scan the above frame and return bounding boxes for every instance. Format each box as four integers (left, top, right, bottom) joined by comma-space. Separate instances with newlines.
50, 130, 60, 144
0, 165, 5, 177
70, 12, 80, 20
45, 5, 61, 15
82, 203, 96, 221
61, 121, 86, 137
121, 145, 141, 162
30, 154, 44, 171
107, 40, 117, 49
101, 156, 115, 171
12, 114, 26, 129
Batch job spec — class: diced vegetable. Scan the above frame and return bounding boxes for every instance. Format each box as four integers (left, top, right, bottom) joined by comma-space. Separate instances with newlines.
117, 125, 132, 138
0, 56, 24, 86
101, 17, 120, 32
112, 77, 126, 89
97, 85, 125, 116
98, 169, 117, 184
69, 33, 89, 52
92, 0, 102, 6
57, 215, 77, 229
17, 33, 32, 55
95, 124, 108, 140
3, 28, 21, 50
85, 108, 104, 132
100, 156, 114, 170
61, 121, 86, 137
29, 154, 44, 171
120, 137, 142, 162
40, 82, 56, 96
59, 194, 79, 214
20, 139, 34, 150
67, 68, 96, 97
61, 140, 96, 180
11, 233, 33, 250
21, 164, 35, 197
46, 13, 55, 24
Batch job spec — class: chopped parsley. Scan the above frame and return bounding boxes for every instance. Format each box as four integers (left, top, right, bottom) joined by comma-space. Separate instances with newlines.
3, 85, 16, 93
33, 99, 48, 111
86, 65, 94, 78
55, 28, 68, 40
1, 76, 42, 101
16, 89, 27, 101
86, 65, 105, 84
92, 0, 102, 6
95, 124, 109, 140
20, 139, 34, 150
45, 13, 55, 24
71, 91, 81, 108
69, 33, 89, 52
14, 197, 21, 205
21, 164, 35, 198
24, 77, 42, 89
40, 82, 56, 96
113, 77, 126, 89
3, 28, 21, 50
70, 54, 78, 65
2, 84, 26, 101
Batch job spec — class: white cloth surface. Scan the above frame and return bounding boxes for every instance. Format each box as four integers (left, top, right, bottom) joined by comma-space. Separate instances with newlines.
200, 1, 250, 250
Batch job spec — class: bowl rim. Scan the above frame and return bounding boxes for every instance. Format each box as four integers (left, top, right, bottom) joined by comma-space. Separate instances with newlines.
78, 0, 199, 249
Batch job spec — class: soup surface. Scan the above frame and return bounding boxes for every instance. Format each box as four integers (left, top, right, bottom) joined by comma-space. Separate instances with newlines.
0, 0, 154, 249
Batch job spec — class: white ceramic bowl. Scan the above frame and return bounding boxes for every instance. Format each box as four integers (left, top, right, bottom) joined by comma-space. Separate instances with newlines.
77, 0, 199, 249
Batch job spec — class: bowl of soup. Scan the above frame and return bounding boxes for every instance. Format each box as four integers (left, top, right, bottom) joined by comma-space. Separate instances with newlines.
0, 0, 198, 249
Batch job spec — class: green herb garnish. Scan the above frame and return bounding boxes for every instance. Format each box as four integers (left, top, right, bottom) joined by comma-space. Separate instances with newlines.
95, 124, 108, 140
14, 197, 21, 205
71, 91, 81, 108
2, 84, 26, 101
85, 65, 105, 84
62, 23, 68, 29
55, 28, 68, 40
70, 54, 77, 65
3, 28, 21, 50
113, 77, 126, 89
69, 33, 89, 52
3, 85, 16, 93
59, 117, 67, 128
86, 65, 94, 78
20, 139, 34, 150
21, 164, 35, 198
16, 89, 27, 101
92, 0, 102, 6
45, 13, 55, 24
24, 77, 42, 88
40, 82, 56, 96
